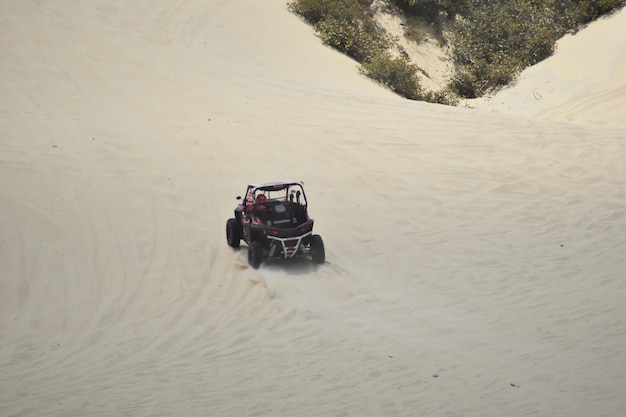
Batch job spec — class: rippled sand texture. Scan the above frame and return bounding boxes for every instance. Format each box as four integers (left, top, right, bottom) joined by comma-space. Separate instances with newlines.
1, 2, 625, 416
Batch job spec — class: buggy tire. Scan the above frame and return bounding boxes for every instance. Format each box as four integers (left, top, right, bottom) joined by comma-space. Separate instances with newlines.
248, 241, 263, 269
310, 234, 325, 264
226, 218, 241, 248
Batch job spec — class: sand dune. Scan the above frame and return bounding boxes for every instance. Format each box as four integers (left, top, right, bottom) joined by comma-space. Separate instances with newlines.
1, 1, 625, 416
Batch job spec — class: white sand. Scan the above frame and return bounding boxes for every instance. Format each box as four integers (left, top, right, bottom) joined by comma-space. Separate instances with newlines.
1, 1, 625, 416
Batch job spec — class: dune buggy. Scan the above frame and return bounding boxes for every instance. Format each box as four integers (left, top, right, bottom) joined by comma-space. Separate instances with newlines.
226, 181, 325, 269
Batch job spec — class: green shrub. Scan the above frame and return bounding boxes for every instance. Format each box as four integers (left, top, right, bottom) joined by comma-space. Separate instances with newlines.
317, 16, 390, 62
423, 88, 460, 106
289, 0, 367, 26
450, 61, 518, 98
391, 0, 470, 19
449, 0, 625, 97
290, 0, 391, 62
577, 0, 626, 22
288, 0, 342, 25
360, 52, 423, 99
449, 0, 560, 97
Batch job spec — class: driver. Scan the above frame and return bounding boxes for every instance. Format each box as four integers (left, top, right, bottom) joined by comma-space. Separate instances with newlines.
255, 194, 267, 213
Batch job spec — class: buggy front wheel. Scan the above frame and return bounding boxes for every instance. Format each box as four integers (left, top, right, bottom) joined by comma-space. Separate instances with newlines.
226, 218, 241, 248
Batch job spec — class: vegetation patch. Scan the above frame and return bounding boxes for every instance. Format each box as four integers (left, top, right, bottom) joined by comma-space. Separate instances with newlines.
289, 0, 457, 103
290, 0, 626, 102
359, 52, 423, 99
449, 0, 626, 97
401, 14, 436, 45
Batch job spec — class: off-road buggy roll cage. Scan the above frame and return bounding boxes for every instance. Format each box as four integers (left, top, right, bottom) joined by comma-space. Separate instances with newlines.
226, 181, 325, 269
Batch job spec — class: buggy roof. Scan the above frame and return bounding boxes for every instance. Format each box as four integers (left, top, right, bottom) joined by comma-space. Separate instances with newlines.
249, 180, 303, 192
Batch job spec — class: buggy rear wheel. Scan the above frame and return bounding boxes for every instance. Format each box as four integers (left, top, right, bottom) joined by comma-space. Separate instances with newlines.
248, 241, 263, 269
226, 218, 241, 248
310, 234, 325, 264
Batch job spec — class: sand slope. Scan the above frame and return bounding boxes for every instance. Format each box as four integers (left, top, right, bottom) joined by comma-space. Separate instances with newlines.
1, 1, 625, 416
